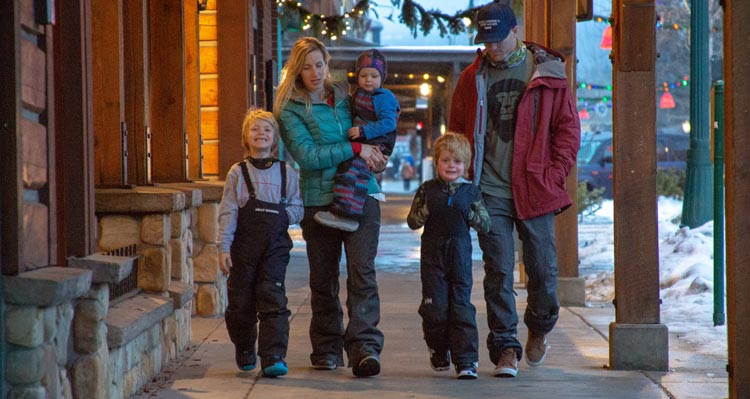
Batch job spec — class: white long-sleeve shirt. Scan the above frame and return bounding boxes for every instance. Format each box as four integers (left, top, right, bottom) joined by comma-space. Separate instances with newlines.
217, 160, 304, 254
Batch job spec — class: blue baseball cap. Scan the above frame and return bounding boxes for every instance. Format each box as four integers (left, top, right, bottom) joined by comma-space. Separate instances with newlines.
473, 2, 517, 44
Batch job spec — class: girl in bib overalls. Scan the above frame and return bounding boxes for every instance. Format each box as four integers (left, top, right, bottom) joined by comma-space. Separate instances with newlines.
217, 108, 303, 377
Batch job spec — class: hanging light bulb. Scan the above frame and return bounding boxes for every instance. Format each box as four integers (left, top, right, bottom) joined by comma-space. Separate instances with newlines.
419, 83, 431, 96
579, 109, 590, 120
600, 25, 613, 50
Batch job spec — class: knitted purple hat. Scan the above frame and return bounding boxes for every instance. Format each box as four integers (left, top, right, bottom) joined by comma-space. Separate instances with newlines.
356, 49, 387, 82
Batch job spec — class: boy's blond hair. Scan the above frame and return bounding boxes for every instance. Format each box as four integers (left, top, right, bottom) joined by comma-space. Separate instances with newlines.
433, 132, 472, 173
241, 108, 280, 158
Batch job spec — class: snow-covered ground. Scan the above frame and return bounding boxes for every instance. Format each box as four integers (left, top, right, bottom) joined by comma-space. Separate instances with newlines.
580, 197, 727, 358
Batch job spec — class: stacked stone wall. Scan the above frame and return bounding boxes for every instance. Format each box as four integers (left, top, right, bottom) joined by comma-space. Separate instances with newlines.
2, 183, 227, 398
5, 301, 75, 399
192, 201, 227, 316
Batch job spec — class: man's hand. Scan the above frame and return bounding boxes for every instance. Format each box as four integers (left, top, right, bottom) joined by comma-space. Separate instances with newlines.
219, 253, 232, 275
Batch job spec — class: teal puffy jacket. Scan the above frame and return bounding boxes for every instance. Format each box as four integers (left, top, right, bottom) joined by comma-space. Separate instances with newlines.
278, 82, 380, 206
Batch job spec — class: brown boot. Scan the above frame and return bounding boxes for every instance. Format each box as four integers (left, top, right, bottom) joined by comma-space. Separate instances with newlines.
492, 348, 518, 377
525, 332, 548, 367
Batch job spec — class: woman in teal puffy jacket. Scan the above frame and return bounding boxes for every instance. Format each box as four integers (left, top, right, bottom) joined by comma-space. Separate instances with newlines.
273, 37, 387, 378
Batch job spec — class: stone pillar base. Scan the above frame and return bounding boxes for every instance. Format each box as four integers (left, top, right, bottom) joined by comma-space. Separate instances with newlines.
609, 323, 668, 371
558, 276, 586, 307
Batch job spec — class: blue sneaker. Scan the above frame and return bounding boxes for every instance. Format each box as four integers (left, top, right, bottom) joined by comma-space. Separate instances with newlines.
235, 349, 256, 371
262, 357, 288, 377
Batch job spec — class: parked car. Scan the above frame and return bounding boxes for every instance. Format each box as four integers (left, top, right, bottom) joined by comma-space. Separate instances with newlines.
577, 131, 689, 198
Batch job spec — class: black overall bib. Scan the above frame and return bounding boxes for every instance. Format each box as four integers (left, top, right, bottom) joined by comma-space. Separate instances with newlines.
418, 180, 480, 365
225, 161, 292, 361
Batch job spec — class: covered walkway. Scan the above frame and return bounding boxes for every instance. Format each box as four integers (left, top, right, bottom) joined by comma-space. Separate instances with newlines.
133, 234, 727, 399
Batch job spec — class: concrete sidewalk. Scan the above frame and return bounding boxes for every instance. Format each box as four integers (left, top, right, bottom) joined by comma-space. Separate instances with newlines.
133, 250, 728, 399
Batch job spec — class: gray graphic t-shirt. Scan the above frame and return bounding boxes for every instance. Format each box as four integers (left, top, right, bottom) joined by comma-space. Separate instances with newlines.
480, 54, 533, 199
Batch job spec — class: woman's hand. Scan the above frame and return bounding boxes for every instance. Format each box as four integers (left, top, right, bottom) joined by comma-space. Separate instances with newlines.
219, 253, 232, 275
359, 144, 388, 172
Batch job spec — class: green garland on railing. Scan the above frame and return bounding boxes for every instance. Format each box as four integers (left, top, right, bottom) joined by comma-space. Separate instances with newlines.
276, 0, 490, 40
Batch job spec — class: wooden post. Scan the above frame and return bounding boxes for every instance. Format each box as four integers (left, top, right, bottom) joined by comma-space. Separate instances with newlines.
149, 0, 187, 183
91, 0, 125, 186
0, 0, 21, 275
55, 0, 96, 259
549, 0, 584, 306
609, 0, 667, 371
723, 1, 750, 397
522, 0, 583, 304
122, 0, 150, 185
524, 0, 547, 44
185, 0, 203, 181
217, 0, 251, 179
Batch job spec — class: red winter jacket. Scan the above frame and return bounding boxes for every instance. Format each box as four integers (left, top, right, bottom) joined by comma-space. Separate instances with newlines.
449, 43, 581, 220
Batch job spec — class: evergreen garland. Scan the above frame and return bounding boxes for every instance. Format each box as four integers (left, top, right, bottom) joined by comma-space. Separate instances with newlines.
276, 0, 490, 40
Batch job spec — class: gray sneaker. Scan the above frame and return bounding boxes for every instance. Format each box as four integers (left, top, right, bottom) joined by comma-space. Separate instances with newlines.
492, 348, 518, 378
314, 211, 359, 232
525, 332, 548, 367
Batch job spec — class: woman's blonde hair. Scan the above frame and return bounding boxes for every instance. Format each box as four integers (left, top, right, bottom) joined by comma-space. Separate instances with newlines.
273, 37, 332, 118
433, 132, 472, 173
241, 108, 279, 158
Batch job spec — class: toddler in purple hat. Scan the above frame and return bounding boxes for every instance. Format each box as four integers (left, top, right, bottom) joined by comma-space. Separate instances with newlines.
314, 49, 401, 232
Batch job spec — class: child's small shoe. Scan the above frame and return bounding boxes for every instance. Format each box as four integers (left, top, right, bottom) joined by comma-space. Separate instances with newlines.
235, 348, 257, 371
429, 349, 451, 371
456, 362, 478, 380
311, 358, 338, 370
262, 356, 288, 377
314, 211, 359, 232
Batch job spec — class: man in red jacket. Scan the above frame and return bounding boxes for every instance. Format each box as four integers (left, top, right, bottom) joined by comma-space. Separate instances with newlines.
448, 2, 580, 378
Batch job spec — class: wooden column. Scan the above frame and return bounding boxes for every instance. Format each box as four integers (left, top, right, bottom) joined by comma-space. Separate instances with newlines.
549, 0, 584, 306
0, 0, 21, 275
523, 0, 583, 305
217, 0, 250, 179
91, 0, 125, 186
20, 2, 55, 271
608, 0, 667, 371
256, 0, 276, 111
123, 0, 150, 185
149, 0, 187, 183
524, 0, 547, 43
54, 0, 96, 259
724, 1, 750, 397
185, 0, 202, 180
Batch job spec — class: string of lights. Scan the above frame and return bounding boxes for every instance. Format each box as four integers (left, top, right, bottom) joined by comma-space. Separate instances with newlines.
276, 0, 482, 41
577, 76, 689, 94
591, 14, 689, 31
591, 14, 720, 32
